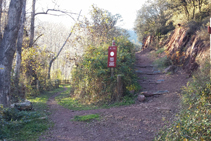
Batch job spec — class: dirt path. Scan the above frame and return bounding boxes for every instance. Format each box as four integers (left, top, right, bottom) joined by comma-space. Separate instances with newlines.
39, 49, 189, 141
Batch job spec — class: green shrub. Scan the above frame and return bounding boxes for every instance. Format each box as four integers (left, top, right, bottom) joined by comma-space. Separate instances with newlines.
155, 62, 211, 141
71, 36, 140, 105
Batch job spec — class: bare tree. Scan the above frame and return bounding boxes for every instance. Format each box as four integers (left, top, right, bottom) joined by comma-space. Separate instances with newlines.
0, 0, 23, 107
29, 0, 78, 48
13, 0, 26, 103
48, 10, 81, 79
29, 0, 35, 47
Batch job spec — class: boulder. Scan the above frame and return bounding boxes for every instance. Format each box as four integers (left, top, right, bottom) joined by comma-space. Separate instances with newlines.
138, 95, 145, 102
11, 100, 33, 111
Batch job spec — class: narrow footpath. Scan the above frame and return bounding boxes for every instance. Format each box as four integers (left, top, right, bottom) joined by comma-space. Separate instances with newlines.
39, 48, 189, 141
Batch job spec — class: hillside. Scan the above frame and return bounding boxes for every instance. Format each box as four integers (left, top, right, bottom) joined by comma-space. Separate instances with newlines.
142, 25, 210, 75
141, 20, 210, 141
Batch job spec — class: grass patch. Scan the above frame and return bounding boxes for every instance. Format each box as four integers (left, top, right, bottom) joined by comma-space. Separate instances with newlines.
72, 114, 100, 122
56, 86, 136, 111
101, 95, 136, 109
150, 47, 165, 58
155, 47, 165, 55
29, 85, 65, 113
55, 85, 99, 111
0, 85, 66, 140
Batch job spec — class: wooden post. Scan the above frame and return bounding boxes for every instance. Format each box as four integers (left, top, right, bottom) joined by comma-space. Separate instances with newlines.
111, 68, 114, 77
117, 75, 123, 101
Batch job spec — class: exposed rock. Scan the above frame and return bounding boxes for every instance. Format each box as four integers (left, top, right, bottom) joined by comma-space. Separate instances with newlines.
137, 95, 145, 102
142, 26, 209, 75
11, 100, 33, 111
142, 36, 153, 50
165, 27, 209, 74
141, 90, 169, 97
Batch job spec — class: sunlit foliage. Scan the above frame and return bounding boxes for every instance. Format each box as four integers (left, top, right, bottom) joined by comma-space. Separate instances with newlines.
155, 62, 211, 141
70, 6, 140, 105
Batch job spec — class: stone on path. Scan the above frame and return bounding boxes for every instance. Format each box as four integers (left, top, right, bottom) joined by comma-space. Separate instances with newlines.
157, 79, 165, 83
138, 79, 165, 84
154, 90, 169, 94
141, 90, 169, 97
138, 95, 146, 102
135, 70, 143, 73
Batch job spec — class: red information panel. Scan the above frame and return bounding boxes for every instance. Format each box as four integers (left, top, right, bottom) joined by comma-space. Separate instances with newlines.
107, 46, 117, 68
208, 26, 211, 34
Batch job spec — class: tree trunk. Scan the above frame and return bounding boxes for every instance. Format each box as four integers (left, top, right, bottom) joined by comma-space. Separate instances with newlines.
192, 0, 196, 20
198, 0, 202, 14
0, 0, 23, 107
181, 0, 189, 20
0, 0, 3, 42
13, 0, 26, 103
198, 0, 203, 21
29, 0, 36, 47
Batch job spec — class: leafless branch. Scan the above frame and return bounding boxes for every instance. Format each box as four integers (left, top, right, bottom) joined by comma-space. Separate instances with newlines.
35, 9, 79, 21
48, 9, 82, 79
32, 34, 43, 46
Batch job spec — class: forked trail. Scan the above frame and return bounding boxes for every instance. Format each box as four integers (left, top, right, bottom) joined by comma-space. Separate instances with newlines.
39, 48, 189, 141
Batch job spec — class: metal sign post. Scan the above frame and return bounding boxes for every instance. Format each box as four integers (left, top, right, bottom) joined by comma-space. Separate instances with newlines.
108, 40, 117, 77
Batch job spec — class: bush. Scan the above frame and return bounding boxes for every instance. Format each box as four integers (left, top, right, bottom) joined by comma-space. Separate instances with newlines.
155, 62, 211, 141
71, 36, 140, 105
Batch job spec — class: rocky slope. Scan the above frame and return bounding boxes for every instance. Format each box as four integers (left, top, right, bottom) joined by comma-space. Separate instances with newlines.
142, 26, 210, 74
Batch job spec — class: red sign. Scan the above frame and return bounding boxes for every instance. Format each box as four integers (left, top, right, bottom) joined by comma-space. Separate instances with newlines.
107, 46, 117, 68
208, 26, 211, 34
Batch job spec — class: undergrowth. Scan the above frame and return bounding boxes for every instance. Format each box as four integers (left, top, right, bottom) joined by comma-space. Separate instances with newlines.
155, 62, 211, 141
0, 85, 65, 140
